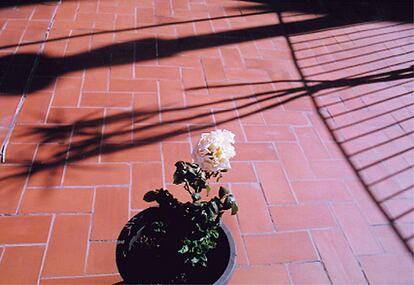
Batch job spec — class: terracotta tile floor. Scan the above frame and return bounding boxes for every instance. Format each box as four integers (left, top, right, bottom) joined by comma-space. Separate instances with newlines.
0, 0, 413, 284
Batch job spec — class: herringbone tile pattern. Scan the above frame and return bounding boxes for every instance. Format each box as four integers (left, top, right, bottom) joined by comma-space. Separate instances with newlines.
0, 0, 413, 284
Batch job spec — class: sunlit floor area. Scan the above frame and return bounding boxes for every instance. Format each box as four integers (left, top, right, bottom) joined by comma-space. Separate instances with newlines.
0, 0, 413, 283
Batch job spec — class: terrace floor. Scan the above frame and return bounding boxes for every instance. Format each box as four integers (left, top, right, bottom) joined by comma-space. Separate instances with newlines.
0, 0, 413, 284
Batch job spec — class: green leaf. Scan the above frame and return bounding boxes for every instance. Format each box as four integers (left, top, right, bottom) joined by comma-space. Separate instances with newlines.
173, 174, 180, 184
211, 200, 219, 214
207, 208, 218, 222
219, 186, 229, 199
206, 185, 211, 196
195, 247, 203, 254
173, 161, 186, 184
143, 190, 157, 202
200, 255, 208, 262
210, 229, 219, 239
222, 195, 233, 210
178, 245, 189, 254
192, 192, 201, 202
231, 202, 239, 215
191, 257, 199, 265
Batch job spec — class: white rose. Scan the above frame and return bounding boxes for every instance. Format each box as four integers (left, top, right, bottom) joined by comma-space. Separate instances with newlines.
192, 129, 236, 172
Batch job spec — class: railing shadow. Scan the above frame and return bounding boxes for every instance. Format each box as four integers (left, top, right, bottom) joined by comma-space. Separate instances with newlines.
0, 0, 413, 256
273, 5, 414, 255
1, 0, 412, 95
2, 65, 412, 188
0, 0, 61, 9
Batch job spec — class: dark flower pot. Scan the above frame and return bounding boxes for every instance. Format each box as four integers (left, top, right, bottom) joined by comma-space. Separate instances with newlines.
116, 207, 236, 284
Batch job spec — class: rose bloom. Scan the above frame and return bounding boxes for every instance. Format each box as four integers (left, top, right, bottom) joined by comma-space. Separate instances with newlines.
192, 129, 236, 172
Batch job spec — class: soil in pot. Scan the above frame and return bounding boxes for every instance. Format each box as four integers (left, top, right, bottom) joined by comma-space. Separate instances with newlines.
116, 207, 234, 284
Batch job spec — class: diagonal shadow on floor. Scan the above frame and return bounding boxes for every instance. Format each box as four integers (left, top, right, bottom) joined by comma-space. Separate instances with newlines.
0, 0, 412, 95
1, 0, 413, 256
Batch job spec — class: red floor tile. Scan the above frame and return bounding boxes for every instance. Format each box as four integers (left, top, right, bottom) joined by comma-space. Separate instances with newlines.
80, 92, 133, 108
294, 127, 331, 160
110, 79, 157, 92
0, 0, 412, 283
52, 77, 82, 107
0, 216, 51, 244
244, 232, 317, 264
43, 215, 90, 276
277, 143, 315, 179
41, 275, 122, 284
137, 66, 180, 80
221, 214, 249, 266
231, 184, 274, 233
332, 203, 382, 255
86, 242, 118, 274
372, 225, 411, 255
220, 162, 257, 183
27, 143, 68, 187
91, 187, 129, 241
162, 142, 192, 179
255, 162, 296, 204
0, 166, 27, 214
262, 109, 309, 126
101, 143, 161, 162
291, 180, 351, 202
358, 254, 413, 284
0, 246, 45, 284
4, 143, 36, 164
289, 262, 331, 285
201, 58, 226, 83
234, 143, 278, 161
270, 204, 336, 231
311, 229, 367, 284
17, 92, 52, 124
63, 163, 130, 186
244, 125, 296, 142
230, 265, 290, 284
19, 188, 93, 214
132, 162, 163, 209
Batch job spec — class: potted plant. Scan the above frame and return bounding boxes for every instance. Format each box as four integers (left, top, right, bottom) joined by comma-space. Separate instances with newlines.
116, 129, 239, 284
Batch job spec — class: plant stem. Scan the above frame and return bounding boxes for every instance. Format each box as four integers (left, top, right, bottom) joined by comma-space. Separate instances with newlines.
184, 182, 192, 196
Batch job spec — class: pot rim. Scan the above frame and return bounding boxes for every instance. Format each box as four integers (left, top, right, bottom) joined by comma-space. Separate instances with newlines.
116, 207, 237, 285
213, 222, 237, 285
